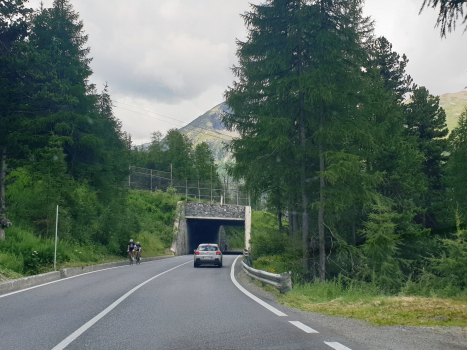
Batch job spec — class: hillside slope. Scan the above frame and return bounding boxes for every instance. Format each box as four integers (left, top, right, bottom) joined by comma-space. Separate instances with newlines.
439, 91, 467, 132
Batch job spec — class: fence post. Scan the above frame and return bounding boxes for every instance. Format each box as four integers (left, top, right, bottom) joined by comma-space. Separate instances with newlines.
237, 190, 239, 205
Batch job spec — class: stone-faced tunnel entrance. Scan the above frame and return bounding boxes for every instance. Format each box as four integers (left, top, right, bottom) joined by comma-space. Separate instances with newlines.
171, 202, 251, 255
186, 219, 245, 253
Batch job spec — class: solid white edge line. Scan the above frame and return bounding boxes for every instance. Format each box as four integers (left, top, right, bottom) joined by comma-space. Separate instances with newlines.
324, 341, 352, 350
0, 256, 181, 299
230, 255, 287, 317
288, 321, 319, 333
51, 260, 191, 350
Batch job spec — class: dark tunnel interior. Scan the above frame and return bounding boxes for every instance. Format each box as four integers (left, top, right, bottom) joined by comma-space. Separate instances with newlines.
187, 218, 244, 253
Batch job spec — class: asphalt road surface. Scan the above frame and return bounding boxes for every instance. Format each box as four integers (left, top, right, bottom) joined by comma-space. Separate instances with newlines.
0, 255, 464, 350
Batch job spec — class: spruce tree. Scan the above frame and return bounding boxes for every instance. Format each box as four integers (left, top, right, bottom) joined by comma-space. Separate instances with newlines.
405, 87, 449, 229
446, 109, 467, 213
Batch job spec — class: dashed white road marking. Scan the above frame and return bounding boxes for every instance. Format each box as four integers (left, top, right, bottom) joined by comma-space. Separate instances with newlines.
289, 321, 319, 333
324, 341, 352, 350
51, 260, 191, 350
230, 255, 287, 317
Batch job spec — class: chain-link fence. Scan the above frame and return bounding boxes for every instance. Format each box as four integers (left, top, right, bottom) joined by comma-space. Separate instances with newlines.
129, 166, 250, 206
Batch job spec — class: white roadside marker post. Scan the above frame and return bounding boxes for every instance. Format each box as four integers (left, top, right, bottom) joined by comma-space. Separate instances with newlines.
54, 205, 59, 271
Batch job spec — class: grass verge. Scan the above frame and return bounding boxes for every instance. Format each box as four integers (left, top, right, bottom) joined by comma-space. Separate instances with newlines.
249, 277, 467, 327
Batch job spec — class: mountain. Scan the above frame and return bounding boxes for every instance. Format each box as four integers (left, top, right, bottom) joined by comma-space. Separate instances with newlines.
439, 91, 467, 132
141, 91, 466, 164
178, 102, 238, 165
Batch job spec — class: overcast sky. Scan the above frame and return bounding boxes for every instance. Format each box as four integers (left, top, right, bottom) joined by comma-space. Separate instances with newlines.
28, 0, 467, 145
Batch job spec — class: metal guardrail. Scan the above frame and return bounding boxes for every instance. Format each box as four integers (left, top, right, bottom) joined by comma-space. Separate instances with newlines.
242, 260, 292, 293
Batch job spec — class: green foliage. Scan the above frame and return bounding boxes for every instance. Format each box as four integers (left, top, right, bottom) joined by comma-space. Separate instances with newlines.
0, 225, 107, 275
425, 210, 467, 291
131, 129, 222, 187
358, 199, 404, 291
250, 212, 291, 258
223, 226, 245, 249
127, 190, 181, 248
0, 189, 181, 277
446, 109, 467, 213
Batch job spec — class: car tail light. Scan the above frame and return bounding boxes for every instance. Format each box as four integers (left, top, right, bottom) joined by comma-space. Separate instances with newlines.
195, 251, 199, 255
216, 251, 221, 255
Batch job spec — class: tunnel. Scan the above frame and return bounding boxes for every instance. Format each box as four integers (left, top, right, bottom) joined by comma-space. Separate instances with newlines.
187, 218, 245, 253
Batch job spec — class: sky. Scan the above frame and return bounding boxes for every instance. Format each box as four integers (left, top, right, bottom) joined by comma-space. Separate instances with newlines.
28, 0, 467, 145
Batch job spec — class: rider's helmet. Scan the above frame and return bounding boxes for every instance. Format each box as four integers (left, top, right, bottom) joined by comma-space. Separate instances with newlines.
130, 239, 133, 243
137, 242, 140, 244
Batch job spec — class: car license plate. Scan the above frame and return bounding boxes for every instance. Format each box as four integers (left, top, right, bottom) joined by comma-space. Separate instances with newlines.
203, 256, 212, 259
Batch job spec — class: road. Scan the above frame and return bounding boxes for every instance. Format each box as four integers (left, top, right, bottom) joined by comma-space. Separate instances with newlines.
1, 255, 463, 350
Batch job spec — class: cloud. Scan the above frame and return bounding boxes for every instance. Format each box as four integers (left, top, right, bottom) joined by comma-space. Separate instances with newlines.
25, 0, 467, 145
364, 0, 467, 96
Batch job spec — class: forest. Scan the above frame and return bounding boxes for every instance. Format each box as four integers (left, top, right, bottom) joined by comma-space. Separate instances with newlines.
222, 0, 467, 296
0, 0, 219, 277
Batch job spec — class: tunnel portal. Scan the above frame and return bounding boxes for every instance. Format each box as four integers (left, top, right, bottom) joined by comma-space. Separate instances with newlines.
171, 202, 251, 255
186, 219, 244, 253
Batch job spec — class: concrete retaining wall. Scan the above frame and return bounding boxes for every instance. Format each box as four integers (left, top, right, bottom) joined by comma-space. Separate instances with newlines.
0, 271, 61, 296
171, 201, 188, 255
0, 255, 174, 296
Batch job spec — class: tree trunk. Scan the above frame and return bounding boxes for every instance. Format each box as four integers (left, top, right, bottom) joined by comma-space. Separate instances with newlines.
298, 9, 309, 271
293, 194, 299, 234
288, 195, 293, 235
422, 196, 426, 229
277, 183, 282, 231
1, 146, 7, 240
352, 205, 356, 246
318, 108, 325, 282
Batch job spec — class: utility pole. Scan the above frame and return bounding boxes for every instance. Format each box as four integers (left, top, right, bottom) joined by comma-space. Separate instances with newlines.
210, 165, 213, 203
170, 164, 173, 188
150, 169, 153, 192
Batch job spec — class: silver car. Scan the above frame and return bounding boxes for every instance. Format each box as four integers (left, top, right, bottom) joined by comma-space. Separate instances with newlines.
194, 244, 223, 268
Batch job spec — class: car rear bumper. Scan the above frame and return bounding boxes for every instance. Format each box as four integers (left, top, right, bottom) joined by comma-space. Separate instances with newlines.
194, 257, 221, 265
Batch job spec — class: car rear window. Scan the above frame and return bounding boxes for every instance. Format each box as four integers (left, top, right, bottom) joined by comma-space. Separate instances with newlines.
199, 246, 218, 251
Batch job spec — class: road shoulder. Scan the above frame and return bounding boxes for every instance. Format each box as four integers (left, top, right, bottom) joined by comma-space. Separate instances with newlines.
233, 258, 467, 350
